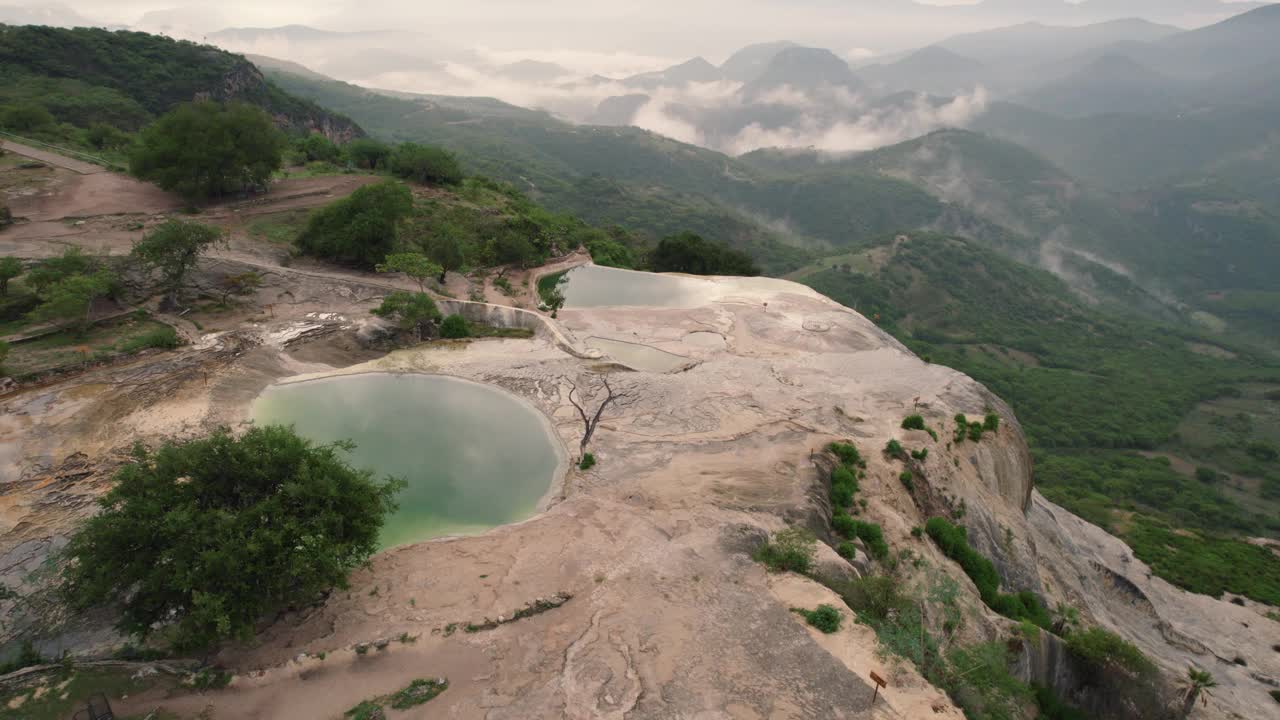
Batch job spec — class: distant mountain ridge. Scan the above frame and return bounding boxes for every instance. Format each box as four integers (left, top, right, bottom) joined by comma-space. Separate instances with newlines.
0, 24, 364, 139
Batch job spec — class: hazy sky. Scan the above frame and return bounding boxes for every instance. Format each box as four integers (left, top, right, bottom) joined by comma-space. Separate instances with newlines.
26, 0, 1262, 63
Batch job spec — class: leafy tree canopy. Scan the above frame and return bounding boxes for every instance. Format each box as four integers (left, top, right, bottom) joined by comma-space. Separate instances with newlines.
347, 138, 392, 170
61, 425, 403, 651
376, 252, 441, 293
131, 220, 224, 308
130, 101, 286, 202
296, 180, 413, 268
0, 102, 55, 132
0, 257, 22, 296
27, 269, 115, 334
372, 291, 441, 341
649, 232, 761, 276
390, 143, 464, 186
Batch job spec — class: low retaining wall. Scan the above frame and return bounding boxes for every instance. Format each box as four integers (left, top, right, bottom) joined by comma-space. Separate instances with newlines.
435, 299, 599, 360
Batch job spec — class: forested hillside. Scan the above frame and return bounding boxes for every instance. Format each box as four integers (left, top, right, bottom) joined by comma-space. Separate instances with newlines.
798, 234, 1280, 604
0, 25, 362, 140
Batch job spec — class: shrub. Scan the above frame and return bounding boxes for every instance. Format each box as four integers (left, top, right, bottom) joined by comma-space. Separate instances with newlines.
954, 414, 969, 443
911, 448, 929, 461
1065, 627, 1156, 680
390, 143, 463, 185
1195, 466, 1218, 483
836, 541, 857, 560
926, 517, 1050, 628
754, 528, 816, 574
902, 415, 926, 431
344, 700, 384, 720
828, 441, 864, 468
578, 453, 596, 471
910, 525, 923, 538
968, 422, 984, 442
831, 465, 858, 507
832, 575, 910, 622
832, 509, 856, 538
61, 426, 404, 651
296, 181, 413, 268
389, 678, 448, 709
796, 604, 841, 633
1, 103, 55, 132
983, 413, 1000, 432
440, 314, 470, 339
130, 101, 285, 201
853, 521, 889, 561
118, 325, 180, 353
899, 471, 914, 492
884, 439, 906, 460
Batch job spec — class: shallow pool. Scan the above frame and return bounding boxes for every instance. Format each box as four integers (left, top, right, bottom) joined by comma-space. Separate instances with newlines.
559, 265, 712, 308
251, 373, 563, 549
586, 337, 691, 373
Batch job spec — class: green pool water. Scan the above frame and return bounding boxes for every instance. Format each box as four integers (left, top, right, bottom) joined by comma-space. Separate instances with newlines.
251, 373, 563, 550
559, 265, 712, 308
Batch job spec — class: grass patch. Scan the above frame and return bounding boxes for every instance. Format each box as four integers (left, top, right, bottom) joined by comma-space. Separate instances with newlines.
754, 527, 817, 574
389, 678, 448, 709
0, 668, 168, 720
4, 317, 177, 377
246, 208, 312, 245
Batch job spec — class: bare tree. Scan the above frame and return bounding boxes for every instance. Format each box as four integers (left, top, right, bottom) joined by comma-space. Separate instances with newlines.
566, 374, 631, 456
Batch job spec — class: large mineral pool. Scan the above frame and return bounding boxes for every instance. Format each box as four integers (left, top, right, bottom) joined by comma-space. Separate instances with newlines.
557, 265, 712, 308
251, 373, 564, 550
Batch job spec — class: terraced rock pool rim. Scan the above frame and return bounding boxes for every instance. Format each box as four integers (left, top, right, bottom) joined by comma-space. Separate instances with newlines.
250, 371, 569, 551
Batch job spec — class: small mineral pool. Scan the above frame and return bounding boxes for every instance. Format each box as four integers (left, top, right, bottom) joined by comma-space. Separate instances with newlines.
586, 337, 691, 373
559, 265, 712, 308
251, 373, 563, 550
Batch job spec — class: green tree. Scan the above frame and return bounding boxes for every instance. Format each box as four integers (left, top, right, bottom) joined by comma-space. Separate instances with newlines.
296, 181, 413, 268
649, 232, 760, 276
61, 426, 403, 651
86, 122, 130, 150
376, 252, 441, 293
0, 257, 22, 296
347, 138, 392, 170
25, 246, 94, 294
440, 314, 470, 339
372, 291, 441, 341
295, 134, 340, 163
130, 101, 285, 202
492, 234, 535, 270
389, 143, 464, 185
1181, 668, 1216, 718
1, 103, 55, 132
27, 269, 114, 334
412, 227, 464, 282
131, 220, 224, 308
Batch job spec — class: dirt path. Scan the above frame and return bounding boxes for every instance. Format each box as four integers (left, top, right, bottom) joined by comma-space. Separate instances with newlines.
0, 138, 105, 175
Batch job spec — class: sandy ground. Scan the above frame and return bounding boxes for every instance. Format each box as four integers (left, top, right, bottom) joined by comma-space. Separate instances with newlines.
1, 162, 1275, 720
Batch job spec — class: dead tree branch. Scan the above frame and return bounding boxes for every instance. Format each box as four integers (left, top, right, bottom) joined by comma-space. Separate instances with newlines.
566, 374, 631, 456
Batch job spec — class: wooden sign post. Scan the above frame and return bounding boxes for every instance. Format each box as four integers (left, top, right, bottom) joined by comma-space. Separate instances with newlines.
869, 671, 887, 705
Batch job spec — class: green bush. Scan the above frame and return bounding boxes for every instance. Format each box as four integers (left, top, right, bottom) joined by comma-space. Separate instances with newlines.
754, 528, 817, 574
118, 325, 179, 353
297, 181, 413, 268
830, 465, 858, 507
1065, 627, 1156, 680
828, 441, 864, 468
832, 575, 910, 622
579, 453, 596, 471
983, 413, 1000, 432
440, 314, 470, 339
911, 448, 929, 461
1194, 466, 1218, 483
884, 439, 907, 460
968, 422, 985, 442
344, 700, 383, 720
61, 426, 404, 651
390, 143, 463, 185
130, 101, 285, 202
832, 509, 856, 538
899, 471, 915, 492
796, 604, 842, 633
902, 415, 927, 431
925, 517, 1050, 628
836, 541, 857, 560
389, 678, 448, 709
852, 521, 889, 561
649, 231, 760, 276
1, 102, 55, 132
954, 414, 969, 443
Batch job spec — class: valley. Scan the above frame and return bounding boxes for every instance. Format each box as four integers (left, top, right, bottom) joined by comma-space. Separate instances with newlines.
0, 4, 1278, 720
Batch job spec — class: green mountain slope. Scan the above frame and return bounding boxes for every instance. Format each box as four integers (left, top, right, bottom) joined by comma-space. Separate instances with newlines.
0, 25, 362, 139
797, 233, 1280, 603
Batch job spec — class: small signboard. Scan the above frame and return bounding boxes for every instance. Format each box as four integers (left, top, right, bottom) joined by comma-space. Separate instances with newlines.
869, 671, 887, 704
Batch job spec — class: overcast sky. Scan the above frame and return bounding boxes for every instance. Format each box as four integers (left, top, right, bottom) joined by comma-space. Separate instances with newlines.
16, 0, 1262, 64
